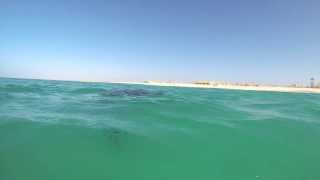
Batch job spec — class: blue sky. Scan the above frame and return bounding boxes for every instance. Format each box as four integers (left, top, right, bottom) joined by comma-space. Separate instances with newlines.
1, 0, 319, 85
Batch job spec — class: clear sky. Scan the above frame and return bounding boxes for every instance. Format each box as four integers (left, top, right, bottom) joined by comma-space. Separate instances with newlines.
1, 0, 319, 85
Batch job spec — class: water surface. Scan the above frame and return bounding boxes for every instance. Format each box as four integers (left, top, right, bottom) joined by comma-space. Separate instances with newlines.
1, 78, 320, 180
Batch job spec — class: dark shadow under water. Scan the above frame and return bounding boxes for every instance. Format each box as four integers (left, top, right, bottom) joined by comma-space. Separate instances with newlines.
103, 88, 164, 97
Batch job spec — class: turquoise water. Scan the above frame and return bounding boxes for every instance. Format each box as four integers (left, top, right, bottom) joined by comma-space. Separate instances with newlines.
1, 78, 320, 180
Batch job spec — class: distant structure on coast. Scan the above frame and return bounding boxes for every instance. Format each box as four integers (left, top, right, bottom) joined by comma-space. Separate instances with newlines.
310, 77, 315, 88
193, 81, 259, 87
194, 81, 210, 85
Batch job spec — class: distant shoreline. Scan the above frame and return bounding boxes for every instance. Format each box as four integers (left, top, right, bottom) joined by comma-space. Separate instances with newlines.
117, 82, 320, 94
2, 77, 320, 94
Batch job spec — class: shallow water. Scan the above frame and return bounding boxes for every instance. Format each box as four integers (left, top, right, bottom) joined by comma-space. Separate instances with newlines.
1, 78, 320, 180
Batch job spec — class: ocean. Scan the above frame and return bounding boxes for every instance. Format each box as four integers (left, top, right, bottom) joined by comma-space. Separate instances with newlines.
0, 78, 319, 180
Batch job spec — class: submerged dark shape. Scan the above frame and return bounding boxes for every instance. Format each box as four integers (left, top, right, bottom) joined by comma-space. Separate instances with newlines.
106, 127, 123, 146
104, 88, 164, 97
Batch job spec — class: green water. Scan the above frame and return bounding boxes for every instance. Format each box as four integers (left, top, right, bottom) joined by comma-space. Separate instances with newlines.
1, 78, 320, 180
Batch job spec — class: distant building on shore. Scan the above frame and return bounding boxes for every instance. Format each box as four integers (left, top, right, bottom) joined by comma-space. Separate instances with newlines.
194, 81, 210, 85
310, 78, 315, 88
289, 84, 304, 88
193, 81, 260, 87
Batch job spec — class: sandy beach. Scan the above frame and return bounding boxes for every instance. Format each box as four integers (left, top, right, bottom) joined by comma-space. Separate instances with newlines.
117, 81, 320, 94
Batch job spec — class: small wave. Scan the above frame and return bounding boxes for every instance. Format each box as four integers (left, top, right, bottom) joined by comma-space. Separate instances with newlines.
0, 84, 45, 94
103, 88, 164, 97
70, 87, 107, 95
